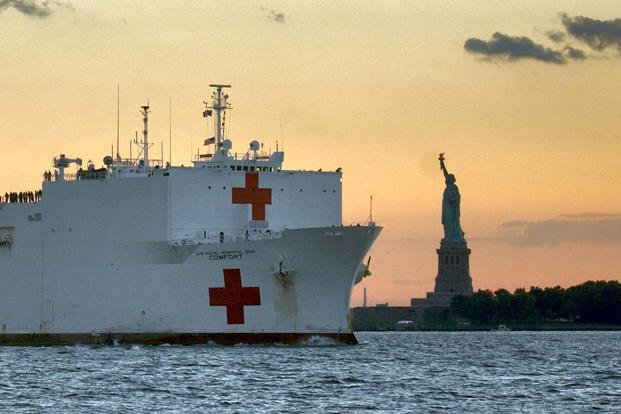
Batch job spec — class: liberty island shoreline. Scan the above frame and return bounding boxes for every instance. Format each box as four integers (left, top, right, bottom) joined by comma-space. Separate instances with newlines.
351, 280, 621, 332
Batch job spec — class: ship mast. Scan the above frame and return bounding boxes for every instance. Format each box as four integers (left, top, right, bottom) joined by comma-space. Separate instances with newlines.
207, 84, 231, 160
141, 105, 150, 168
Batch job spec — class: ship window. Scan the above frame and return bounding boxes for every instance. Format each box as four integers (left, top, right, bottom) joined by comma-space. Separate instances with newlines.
299, 189, 303, 192
243, 166, 248, 171
208, 186, 211, 189
223, 186, 226, 190
456, 256, 460, 265
450, 256, 455, 265
445, 256, 449, 264
250, 166, 255, 171
280, 188, 283, 191
230, 166, 234, 170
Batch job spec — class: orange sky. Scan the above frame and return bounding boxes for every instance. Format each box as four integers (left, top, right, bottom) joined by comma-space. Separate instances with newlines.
1, 1, 620, 305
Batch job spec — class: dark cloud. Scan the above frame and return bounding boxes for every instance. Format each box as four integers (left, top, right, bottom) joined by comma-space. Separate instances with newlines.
563, 46, 586, 60
464, 32, 567, 64
546, 30, 566, 43
260, 6, 285, 24
561, 13, 621, 51
500, 215, 621, 245
0, 0, 72, 18
269, 10, 284, 24
466, 14, 621, 65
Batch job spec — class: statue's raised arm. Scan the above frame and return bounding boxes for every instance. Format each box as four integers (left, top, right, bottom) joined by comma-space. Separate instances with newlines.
439, 152, 449, 179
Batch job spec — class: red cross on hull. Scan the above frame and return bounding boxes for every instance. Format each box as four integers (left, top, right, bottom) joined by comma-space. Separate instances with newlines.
232, 172, 272, 221
209, 268, 261, 324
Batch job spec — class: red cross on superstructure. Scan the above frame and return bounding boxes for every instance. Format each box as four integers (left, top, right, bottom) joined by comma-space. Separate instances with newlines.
209, 268, 261, 324
232, 172, 272, 221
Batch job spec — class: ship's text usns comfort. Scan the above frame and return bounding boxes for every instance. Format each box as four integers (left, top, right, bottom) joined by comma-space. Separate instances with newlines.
0, 84, 380, 345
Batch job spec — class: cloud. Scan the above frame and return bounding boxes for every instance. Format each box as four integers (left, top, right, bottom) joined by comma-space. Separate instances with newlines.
465, 13, 621, 65
546, 30, 566, 43
464, 32, 568, 64
499, 214, 621, 245
0, 0, 72, 18
260, 6, 285, 24
561, 13, 621, 51
269, 10, 284, 24
563, 46, 586, 60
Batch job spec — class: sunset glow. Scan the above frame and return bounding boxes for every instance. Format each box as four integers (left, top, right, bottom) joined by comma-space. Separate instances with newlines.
2, 1, 620, 305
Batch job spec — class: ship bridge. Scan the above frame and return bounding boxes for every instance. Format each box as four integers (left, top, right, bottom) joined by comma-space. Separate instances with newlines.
192, 144, 284, 172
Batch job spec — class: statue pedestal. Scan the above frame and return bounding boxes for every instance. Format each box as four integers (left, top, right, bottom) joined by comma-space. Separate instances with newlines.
412, 241, 473, 308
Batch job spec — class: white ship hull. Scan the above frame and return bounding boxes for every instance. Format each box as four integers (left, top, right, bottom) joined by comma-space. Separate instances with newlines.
0, 84, 382, 345
0, 225, 379, 345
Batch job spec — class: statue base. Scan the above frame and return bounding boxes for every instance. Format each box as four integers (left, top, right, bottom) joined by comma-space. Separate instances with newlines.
411, 241, 473, 308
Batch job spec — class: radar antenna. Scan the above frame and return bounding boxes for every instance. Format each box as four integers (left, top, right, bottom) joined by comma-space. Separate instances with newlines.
53, 154, 82, 181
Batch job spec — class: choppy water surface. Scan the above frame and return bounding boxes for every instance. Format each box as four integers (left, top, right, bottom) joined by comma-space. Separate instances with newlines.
1, 331, 619, 413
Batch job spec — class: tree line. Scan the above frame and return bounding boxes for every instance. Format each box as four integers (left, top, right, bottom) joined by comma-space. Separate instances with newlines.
451, 280, 621, 325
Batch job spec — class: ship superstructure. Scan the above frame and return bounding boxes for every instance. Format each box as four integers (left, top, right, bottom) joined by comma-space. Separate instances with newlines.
0, 84, 380, 345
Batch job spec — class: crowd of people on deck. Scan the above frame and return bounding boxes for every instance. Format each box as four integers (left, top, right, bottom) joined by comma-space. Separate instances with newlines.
2, 190, 42, 204
1, 170, 53, 204
43, 170, 57, 182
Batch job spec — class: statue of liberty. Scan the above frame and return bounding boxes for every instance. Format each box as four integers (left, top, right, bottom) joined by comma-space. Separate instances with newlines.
439, 153, 465, 243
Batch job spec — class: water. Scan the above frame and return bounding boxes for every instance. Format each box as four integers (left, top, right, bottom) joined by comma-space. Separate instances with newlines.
0, 331, 619, 413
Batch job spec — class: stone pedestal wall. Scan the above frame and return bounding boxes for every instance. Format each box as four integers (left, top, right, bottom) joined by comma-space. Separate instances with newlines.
433, 241, 473, 295
412, 241, 473, 308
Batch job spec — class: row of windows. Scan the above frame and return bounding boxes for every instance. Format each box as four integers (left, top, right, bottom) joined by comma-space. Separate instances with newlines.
231, 166, 277, 172
201, 165, 279, 172
205, 186, 337, 193
444, 255, 465, 266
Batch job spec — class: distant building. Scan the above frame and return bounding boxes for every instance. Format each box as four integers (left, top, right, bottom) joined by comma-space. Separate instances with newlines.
350, 305, 414, 331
